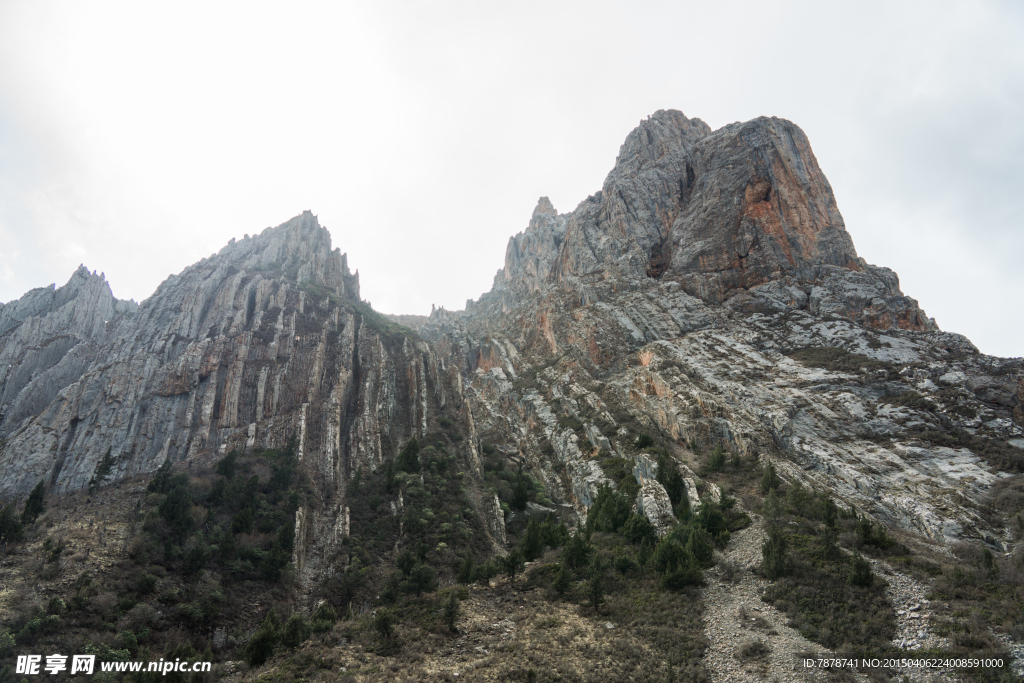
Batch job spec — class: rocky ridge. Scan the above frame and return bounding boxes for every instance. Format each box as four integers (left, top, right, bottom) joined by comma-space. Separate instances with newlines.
0, 266, 137, 437
0, 109, 1021, 680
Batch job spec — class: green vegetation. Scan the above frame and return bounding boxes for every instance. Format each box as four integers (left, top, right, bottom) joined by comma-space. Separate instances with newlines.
441, 589, 461, 632
759, 462, 780, 493
245, 610, 281, 666
760, 524, 789, 579
0, 500, 23, 543
343, 298, 419, 345
332, 434, 495, 619
599, 452, 640, 500
759, 485, 894, 658
704, 444, 726, 473
21, 480, 46, 525
656, 453, 684, 510
634, 434, 655, 449
885, 390, 933, 412
481, 449, 544, 518
0, 443, 312, 675
750, 476, 1018, 678
906, 426, 1024, 473
137, 442, 304, 584
787, 346, 894, 375
89, 448, 115, 493
522, 506, 710, 679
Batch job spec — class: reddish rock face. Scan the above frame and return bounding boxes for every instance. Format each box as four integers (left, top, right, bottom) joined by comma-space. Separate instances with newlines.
490, 110, 934, 332
668, 117, 858, 288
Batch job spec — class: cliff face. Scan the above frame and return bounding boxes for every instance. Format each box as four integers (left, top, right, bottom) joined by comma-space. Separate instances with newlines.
490, 110, 935, 332
0, 111, 1020, 562
0, 213, 503, 593
0, 266, 138, 440
439, 111, 1019, 547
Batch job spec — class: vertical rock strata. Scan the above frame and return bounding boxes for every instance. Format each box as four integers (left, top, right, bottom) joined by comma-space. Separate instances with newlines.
0, 110, 1020, 580
0, 212, 501, 591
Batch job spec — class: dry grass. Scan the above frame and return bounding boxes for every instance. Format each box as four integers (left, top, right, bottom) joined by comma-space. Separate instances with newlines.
238, 583, 693, 683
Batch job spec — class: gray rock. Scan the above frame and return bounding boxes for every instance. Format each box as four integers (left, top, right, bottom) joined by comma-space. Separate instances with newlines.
0, 110, 1019, 606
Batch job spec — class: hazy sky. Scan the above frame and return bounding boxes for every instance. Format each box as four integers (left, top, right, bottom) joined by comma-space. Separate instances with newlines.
0, 1, 1021, 357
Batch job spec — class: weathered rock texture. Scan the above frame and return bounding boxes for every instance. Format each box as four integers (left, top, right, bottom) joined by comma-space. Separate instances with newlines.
0, 110, 1020, 578
434, 111, 1018, 550
487, 110, 935, 332
0, 267, 138, 438
0, 213, 502, 595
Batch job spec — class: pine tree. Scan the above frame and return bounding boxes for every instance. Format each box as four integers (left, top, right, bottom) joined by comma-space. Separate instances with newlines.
245, 610, 281, 667
397, 437, 420, 473
818, 524, 840, 560
21, 481, 46, 525
762, 488, 782, 521
281, 614, 311, 648
502, 549, 523, 584
511, 468, 530, 510
521, 517, 544, 561
561, 529, 590, 569
457, 553, 474, 584
159, 483, 194, 538
848, 551, 874, 587
656, 454, 684, 507
553, 562, 572, 594
374, 608, 397, 643
89, 448, 115, 493
442, 590, 461, 632
147, 459, 174, 494
0, 502, 23, 543
759, 461, 781, 493
589, 556, 605, 610
761, 525, 789, 579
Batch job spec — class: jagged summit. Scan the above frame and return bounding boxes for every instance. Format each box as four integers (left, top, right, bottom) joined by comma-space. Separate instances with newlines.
483, 110, 935, 331
0, 110, 1021, 680
0, 264, 135, 334
156, 210, 359, 308
0, 264, 138, 440
0, 211, 370, 498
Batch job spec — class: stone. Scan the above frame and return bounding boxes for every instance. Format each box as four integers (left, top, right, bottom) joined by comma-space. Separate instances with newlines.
635, 479, 676, 535
0, 110, 1019, 611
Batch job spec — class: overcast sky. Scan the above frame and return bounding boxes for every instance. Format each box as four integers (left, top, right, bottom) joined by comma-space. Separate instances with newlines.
0, 1, 1021, 357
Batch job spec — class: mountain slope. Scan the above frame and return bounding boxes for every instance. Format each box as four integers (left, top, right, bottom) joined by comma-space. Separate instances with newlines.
0, 110, 1022, 682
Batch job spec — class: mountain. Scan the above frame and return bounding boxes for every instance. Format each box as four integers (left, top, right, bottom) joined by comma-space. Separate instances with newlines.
0, 110, 1021, 682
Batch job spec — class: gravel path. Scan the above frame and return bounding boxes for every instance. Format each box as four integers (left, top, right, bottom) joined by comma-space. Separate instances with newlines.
701, 518, 870, 683
995, 634, 1024, 679
866, 557, 946, 652
699, 512, 1024, 683
865, 556, 957, 683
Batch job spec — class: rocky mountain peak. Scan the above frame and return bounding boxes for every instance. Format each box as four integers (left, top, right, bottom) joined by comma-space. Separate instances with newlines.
608, 109, 712, 178
483, 111, 935, 332
530, 196, 558, 220
208, 210, 358, 297
0, 264, 138, 442
0, 110, 1021, 681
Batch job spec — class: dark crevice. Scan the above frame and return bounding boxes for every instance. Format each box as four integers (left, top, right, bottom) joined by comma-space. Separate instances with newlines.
341, 313, 363, 484
211, 366, 227, 422
50, 416, 82, 487
246, 287, 257, 328
646, 239, 672, 279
